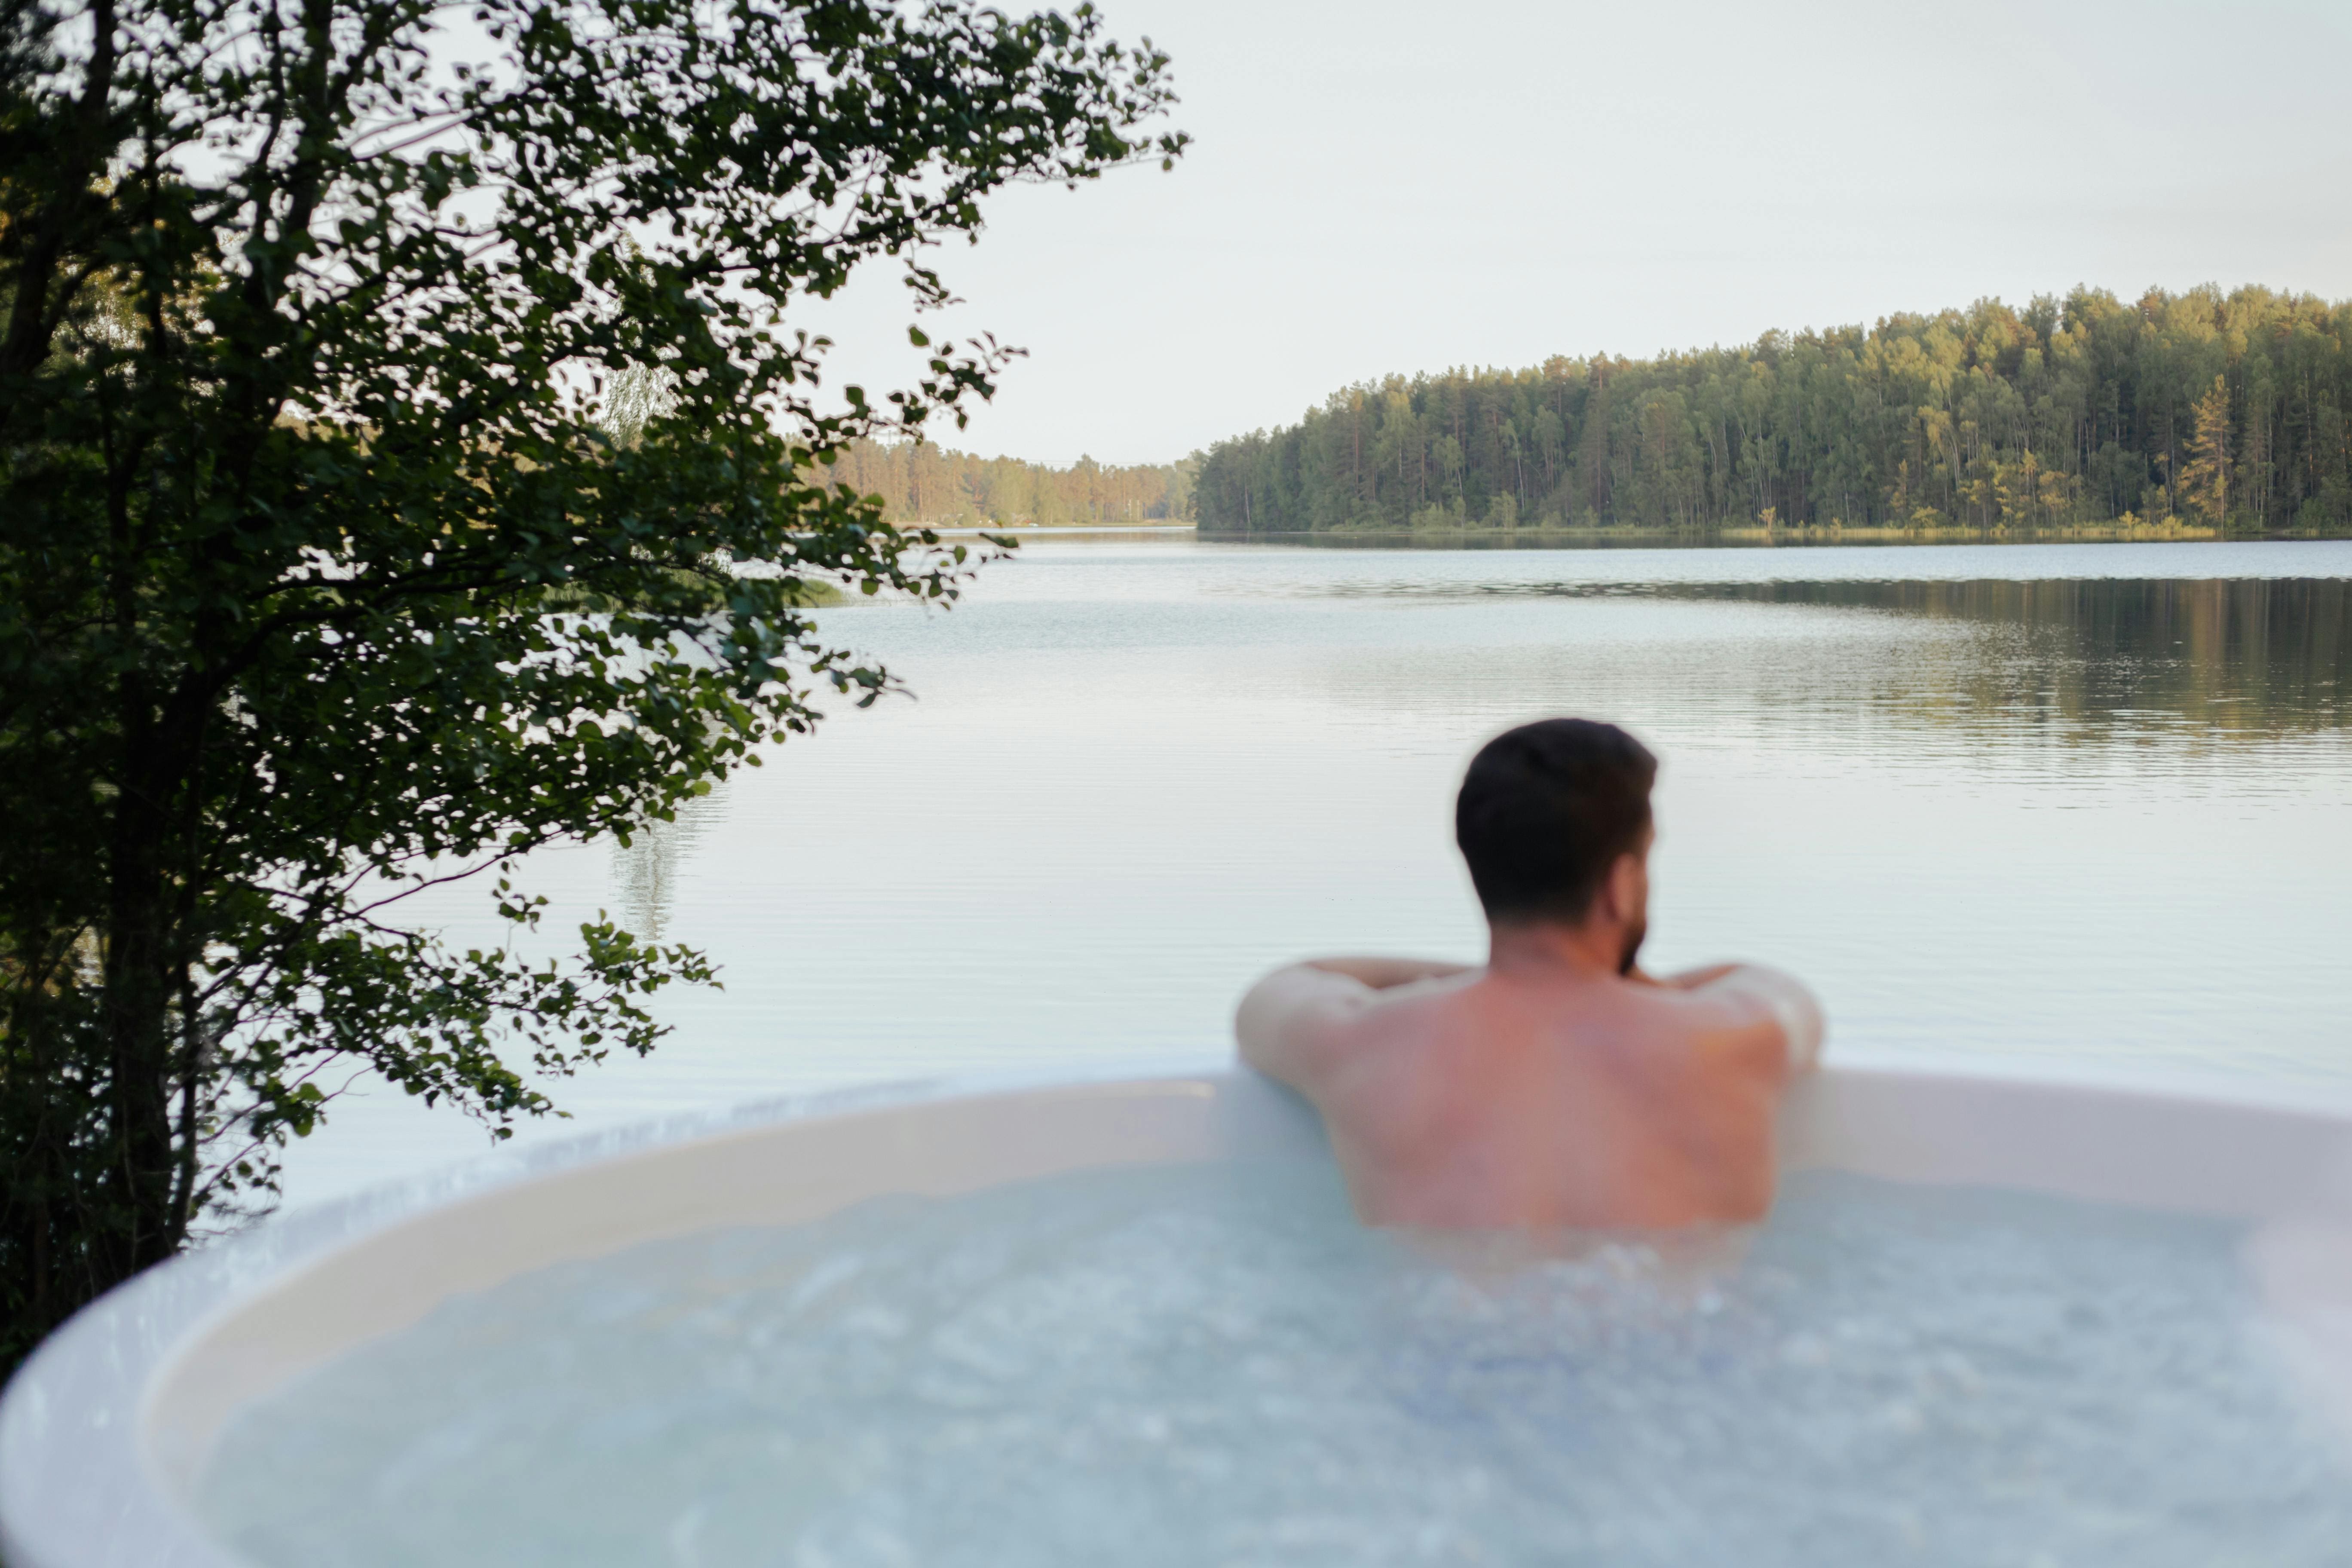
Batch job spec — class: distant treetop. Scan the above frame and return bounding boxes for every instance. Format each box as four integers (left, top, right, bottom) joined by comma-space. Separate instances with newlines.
833, 441, 1194, 527
1195, 286, 2352, 538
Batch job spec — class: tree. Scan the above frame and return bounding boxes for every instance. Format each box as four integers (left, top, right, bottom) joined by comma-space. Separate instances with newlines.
0, 0, 1182, 1367
1194, 288, 2352, 537
2178, 374, 2233, 526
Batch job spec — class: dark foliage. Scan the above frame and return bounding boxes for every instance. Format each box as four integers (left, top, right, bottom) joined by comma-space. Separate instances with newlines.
0, 0, 1180, 1369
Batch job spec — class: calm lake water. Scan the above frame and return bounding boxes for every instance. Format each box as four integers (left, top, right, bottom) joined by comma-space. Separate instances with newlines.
277, 537, 2352, 1213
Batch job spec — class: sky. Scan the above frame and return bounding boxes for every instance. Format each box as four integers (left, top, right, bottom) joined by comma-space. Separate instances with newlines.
793, 0, 2352, 467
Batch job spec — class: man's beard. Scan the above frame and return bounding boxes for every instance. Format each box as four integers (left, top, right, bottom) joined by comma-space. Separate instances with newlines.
1618, 918, 1648, 977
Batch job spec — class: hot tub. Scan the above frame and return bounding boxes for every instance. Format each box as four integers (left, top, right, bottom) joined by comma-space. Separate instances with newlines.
8, 1058, 2352, 1568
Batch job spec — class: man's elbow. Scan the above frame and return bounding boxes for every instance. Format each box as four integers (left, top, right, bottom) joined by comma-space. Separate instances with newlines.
1233, 977, 1280, 1068
1234, 967, 1329, 1084
1778, 980, 1827, 1074
1234, 992, 1297, 1082
1703, 964, 1825, 1077
1234, 1008, 1269, 1071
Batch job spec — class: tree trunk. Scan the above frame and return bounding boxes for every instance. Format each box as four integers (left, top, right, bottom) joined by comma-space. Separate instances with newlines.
102, 761, 186, 1274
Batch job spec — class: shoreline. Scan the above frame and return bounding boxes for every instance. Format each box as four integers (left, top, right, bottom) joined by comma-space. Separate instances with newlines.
895, 523, 2352, 548
1197, 523, 2352, 547
919, 524, 1197, 538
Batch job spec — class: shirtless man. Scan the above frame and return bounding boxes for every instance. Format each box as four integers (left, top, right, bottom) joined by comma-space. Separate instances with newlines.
1236, 718, 1823, 1230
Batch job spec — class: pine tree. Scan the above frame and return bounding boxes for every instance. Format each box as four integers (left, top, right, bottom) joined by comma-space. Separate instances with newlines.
2178, 375, 2233, 526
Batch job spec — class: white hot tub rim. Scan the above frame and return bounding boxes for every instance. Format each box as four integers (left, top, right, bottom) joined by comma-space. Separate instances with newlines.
8, 1051, 2352, 1568
0, 1055, 1249, 1568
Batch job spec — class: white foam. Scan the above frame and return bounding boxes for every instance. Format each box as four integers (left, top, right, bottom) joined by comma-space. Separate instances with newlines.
199, 1164, 2352, 1566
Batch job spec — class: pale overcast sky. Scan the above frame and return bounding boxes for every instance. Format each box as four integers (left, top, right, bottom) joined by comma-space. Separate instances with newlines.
795, 0, 2352, 466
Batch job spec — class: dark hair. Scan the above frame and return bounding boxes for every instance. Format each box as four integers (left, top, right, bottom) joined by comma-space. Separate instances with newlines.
1454, 719, 1657, 925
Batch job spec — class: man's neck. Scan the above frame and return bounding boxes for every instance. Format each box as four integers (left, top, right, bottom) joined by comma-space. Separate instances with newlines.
1486, 919, 1626, 981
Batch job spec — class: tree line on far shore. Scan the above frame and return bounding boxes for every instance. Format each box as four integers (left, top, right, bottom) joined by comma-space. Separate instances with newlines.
1192, 285, 2352, 536
830, 440, 1195, 527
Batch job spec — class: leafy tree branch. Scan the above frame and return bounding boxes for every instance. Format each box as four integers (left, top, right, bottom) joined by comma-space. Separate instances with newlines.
0, 0, 1182, 1369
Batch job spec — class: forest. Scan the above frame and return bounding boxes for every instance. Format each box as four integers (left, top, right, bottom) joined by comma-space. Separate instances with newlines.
830, 441, 1194, 528
1193, 286, 2352, 536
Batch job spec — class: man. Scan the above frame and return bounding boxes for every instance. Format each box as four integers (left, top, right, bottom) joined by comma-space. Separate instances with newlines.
1237, 718, 1823, 1230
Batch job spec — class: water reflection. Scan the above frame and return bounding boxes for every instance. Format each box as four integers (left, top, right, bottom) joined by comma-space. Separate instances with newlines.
1666, 578, 2349, 739
1307, 576, 2351, 748
1230, 528, 2352, 551
610, 794, 720, 941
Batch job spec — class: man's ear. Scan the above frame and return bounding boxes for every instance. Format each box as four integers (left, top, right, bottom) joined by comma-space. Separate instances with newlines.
1599, 849, 1642, 923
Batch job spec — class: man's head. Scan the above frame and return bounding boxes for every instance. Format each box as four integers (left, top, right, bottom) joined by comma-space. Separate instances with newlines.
1454, 719, 1657, 971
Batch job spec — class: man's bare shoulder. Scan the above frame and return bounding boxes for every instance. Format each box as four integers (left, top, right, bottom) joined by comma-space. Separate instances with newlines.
1639, 963, 1826, 1075
1235, 960, 1477, 1086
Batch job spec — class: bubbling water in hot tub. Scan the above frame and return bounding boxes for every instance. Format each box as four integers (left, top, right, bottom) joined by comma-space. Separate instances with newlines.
199, 1161, 2352, 1568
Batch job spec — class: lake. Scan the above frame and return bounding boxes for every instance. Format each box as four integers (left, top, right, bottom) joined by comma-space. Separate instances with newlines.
276, 537, 2352, 1213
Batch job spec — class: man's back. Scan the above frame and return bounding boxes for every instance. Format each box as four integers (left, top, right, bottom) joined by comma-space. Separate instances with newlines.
1239, 949, 1822, 1229
1237, 717, 1825, 1231
1251, 949, 1816, 1231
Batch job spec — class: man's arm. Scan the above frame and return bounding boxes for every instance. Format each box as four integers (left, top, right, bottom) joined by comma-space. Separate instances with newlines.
1234, 957, 1472, 1086
1681, 964, 1827, 1074
1648, 962, 1740, 991
1298, 956, 1474, 989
